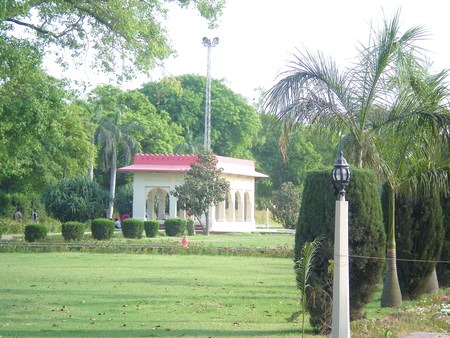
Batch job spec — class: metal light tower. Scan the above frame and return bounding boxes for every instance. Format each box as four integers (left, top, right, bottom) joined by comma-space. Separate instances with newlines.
202, 37, 219, 150
331, 151, 351, 338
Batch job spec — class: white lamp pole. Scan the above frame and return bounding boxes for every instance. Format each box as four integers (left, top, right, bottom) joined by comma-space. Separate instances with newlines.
331, 151, 351, 338
202, 37, 219, 150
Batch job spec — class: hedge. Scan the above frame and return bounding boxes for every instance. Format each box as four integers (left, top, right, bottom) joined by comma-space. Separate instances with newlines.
121, 218, 144, 239
24, 224, 48, 242
144, 220, 160, 238
62, 222, 85, 241
164, 218, 186, 237
91, 218, 115, 240
296, 169, 385, 332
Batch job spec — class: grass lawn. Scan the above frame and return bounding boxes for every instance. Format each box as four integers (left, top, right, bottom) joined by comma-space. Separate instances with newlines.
0, 252, 318, 337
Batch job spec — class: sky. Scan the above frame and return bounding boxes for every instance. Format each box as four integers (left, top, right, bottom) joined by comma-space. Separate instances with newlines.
45, 0, 450, 102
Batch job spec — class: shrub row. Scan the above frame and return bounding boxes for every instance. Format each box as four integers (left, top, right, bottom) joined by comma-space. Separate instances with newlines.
16, 218, 193, 242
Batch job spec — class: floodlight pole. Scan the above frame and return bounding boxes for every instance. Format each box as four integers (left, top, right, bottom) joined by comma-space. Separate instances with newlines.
202, 37, 219, 150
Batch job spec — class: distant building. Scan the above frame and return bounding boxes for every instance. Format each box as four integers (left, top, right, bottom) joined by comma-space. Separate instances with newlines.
118, 154, 267, 232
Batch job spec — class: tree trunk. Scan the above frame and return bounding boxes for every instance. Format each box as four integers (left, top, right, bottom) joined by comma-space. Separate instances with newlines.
381, 188, 402, 307
424, 268, 440, 294
88, 165, 94, 181
107, 147, 117, 219
204, 210, 210, 235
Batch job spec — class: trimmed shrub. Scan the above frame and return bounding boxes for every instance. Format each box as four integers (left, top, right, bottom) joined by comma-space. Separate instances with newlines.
296, 169, 385, 333
121, 218, 144, 239
392, 188, 444, 299
144, 220, 160, 238
24, 224, 48, 242
91, 218, 114, 240
186, 219, 195, 236
164, 218, 186, 237
437, 196, 450, 288
62, 221, 85, 241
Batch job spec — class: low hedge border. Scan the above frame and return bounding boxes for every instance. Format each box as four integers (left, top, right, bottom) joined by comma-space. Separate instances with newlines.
0, 242, 293, 258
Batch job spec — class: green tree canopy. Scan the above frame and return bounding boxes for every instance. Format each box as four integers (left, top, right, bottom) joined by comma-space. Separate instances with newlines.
141, 74, 261, 158
0, 36, 95, 193
1, 0, 224, 82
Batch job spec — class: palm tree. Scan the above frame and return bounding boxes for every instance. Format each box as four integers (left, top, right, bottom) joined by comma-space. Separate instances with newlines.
295, 236, 322, 338
95, 108, 138, 219
264, 11, 450, 307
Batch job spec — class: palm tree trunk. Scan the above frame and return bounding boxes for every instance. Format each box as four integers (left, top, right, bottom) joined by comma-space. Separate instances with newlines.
381, 188, 402, 307
107, 147, 117, 219
424, 268, 440, 294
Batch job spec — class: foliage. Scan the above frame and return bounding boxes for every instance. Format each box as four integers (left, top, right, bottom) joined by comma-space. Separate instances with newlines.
24, 224, 47, 242
251, 114, 332, 208
0, 37, 95, 193
438, 196, 450, 287
186, 219, 196, 236
270, 182, 301, 229
144, 220, 160, 238
171, 151, 230, 234
86, 85, 184, 218
114, 182, 133, 216
61, 222, 86, 242
265, 11, 450, 308
121, 218, 144, 239
164, 218, 186, 237
294, 236, 322, 338
393, 188, 444, 299
297, 169, 385, 332
43, 176, 110, 223
91, 218, 115, 240
1, 1, 224, 82
141, 75, 261, 158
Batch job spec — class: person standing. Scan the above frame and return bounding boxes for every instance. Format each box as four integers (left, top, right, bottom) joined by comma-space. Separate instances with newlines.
32, 209, 38, 223
13, 209, 22, 223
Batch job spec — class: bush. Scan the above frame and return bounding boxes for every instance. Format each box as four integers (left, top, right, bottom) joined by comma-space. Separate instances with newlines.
24, 224, 48, 242
437, 196, 450, 288
296, 169, 385, 333
392, 188, 444, 299
43, 176, 110, 223
121, 218, 144, 239
91, 218, 115, 240
0, 216, 24, 235
186, 219, 195, 236
144, 220, 160, 238
164, 218, 186, 237
62, 222, 85, 241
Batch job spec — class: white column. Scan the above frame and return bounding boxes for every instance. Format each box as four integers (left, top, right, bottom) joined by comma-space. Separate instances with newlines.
169, 193, 177, 218
157, 190, 165, 219
228, 191, 235, 222
331, 194, 350, 338
132, 179, 146, 221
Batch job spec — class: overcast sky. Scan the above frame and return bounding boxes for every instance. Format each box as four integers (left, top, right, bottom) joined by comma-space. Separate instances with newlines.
46, 0, 450, 102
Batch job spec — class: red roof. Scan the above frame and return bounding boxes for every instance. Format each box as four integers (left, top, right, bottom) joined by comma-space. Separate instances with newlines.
118, 154, 268, 178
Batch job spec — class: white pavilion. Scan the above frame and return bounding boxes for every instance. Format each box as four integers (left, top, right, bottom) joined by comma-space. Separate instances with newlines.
118, 154, 268, 232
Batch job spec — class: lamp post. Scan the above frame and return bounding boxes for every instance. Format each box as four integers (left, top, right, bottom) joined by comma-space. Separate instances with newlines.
202, 37, 219, 150
331, 151, 351, 338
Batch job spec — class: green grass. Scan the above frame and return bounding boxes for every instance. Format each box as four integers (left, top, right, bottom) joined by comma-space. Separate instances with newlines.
0, 252, 320, 337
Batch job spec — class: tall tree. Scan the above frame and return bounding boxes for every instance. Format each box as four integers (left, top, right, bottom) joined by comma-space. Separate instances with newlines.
0, 36, 95, 193
264, 11, 450, 307
95, 107, 137, 219
171, 151, 230, 235
1, 0, 224, 82
141, 74, 261, 158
